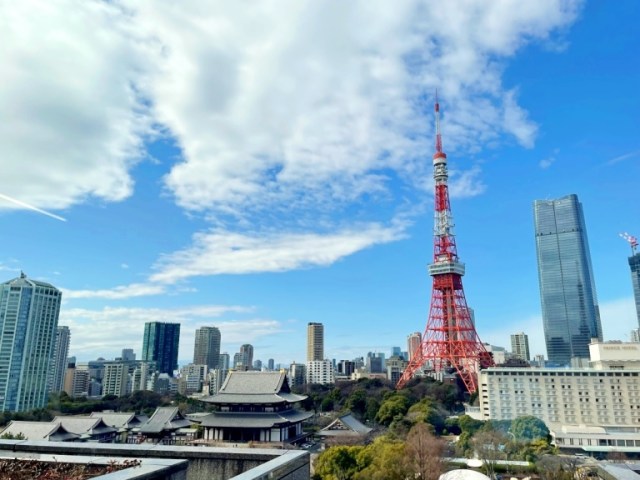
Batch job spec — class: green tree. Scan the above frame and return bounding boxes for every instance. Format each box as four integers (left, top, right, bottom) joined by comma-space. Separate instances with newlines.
314, 445, 363, 480
353, 437, 409, 480
346, 390, 367, 417
0, 432, 25, 440
375, 395, 410, 426
321, 397, 334, 412
511, 415, 549, 442
364, 398, 380, 422
406, 398, 445, 433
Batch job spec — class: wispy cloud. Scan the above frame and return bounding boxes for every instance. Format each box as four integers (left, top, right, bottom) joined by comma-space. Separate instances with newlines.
539, 148, 560, 169
0, 193, 67, 222
606, 150, 640, 166
61, 220, 409, 299
150, 223, 407, 284
62, 282, 167, 300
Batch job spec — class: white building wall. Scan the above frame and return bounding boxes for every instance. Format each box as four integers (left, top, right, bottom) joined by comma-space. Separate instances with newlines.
479, 368, 640, 426
306, 360, 334, 385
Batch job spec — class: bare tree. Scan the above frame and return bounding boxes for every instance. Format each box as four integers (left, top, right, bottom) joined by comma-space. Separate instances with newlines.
536, 455, 583, 480
471, 429, 507, 480
404, 423, 445, 480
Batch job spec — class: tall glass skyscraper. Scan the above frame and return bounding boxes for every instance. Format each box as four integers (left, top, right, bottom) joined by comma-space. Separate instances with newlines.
534, 194, 603, 365
0, 273, 62, 411
142, 322, 180, 376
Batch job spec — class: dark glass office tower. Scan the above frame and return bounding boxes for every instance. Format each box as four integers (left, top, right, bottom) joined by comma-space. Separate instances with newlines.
534, 194, 603, 365
142, 322, 180, 376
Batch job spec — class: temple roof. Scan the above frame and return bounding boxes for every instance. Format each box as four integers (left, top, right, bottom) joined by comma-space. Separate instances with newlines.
0, 421, 78, 442
201, 409, 313, 428
53, 416, 117, 436
140, 407, 191, 434
318, 413, 372, 437
201, 371, 307, 405
90, 412, 149, 430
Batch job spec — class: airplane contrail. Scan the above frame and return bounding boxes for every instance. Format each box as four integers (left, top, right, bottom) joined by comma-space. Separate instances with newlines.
0, 193, 67, 222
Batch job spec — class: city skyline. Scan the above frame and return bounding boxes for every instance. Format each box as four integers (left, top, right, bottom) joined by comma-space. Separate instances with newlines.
1, 1, 639, 365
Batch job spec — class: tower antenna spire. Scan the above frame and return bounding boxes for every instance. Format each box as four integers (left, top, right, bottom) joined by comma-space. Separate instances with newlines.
397, 95, 493, 393
435, 90, 443, 154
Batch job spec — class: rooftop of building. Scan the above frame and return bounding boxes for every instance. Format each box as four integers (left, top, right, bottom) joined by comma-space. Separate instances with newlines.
2, 272, 58, 290
201, 371, 307, 405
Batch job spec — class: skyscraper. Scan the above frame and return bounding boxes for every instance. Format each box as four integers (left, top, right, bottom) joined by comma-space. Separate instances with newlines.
48, 326, 71, 393
238, 344, 254, 369
142, 322, 180, 376
510, 332, 530, 362
307, 322, 324, 362
0, 273, 62, 411
193, 326, 221, 370
407, 332, 422, 362
629, 252, 640, 329
534, 194, 603, 365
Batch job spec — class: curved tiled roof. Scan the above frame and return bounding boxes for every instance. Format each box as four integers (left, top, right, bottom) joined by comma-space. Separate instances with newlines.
140, 407, 191, 434
201, 371, 307, 405
201, 409, 313, 428
0, 421, 78, 442
53, 416, 116, 436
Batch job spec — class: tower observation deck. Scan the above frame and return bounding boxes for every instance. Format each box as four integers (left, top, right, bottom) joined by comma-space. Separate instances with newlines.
396, 98, 493, 393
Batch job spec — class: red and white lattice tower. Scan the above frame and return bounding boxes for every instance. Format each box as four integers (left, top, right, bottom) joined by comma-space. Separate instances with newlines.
397, 97, 494, 393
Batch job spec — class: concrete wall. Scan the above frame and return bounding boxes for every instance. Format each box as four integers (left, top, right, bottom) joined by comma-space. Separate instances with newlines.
0, 440, 309, 480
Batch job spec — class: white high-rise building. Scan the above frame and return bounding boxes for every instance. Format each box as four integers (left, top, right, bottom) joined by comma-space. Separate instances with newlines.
48, 326, 70, 393
306, 360, 334, 385
0, 273, 62, 411
510, 332, 530, 361
102, 362, 130, 397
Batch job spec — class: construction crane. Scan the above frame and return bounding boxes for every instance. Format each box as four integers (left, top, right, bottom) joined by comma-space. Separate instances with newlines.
620, 232, 638, 254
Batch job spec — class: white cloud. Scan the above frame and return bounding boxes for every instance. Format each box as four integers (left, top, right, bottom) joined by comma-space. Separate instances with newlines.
150, 223, 407, 283
59, 305, 262, 360
539, 157, 556, 169
62, 283, 167, 300
0, 0, 153, 211
2, 0, 580, 216
539, 148, 559, 169
138, 0, 578, 214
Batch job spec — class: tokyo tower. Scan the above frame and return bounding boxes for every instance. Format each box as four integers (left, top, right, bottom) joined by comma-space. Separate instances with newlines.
397, 97, 493, 393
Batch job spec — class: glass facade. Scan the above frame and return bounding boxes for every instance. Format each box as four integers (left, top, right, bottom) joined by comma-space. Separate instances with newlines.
629, 253, 640, 329
534, 194, 603, 365
142, 322, 180, 376
0, 274, 61, 411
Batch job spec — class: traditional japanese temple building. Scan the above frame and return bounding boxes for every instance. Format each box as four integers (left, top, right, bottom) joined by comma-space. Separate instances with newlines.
200, 371, 312, 443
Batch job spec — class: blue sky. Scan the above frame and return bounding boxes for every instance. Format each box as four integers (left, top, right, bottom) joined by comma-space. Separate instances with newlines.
1, 0, 638, 366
